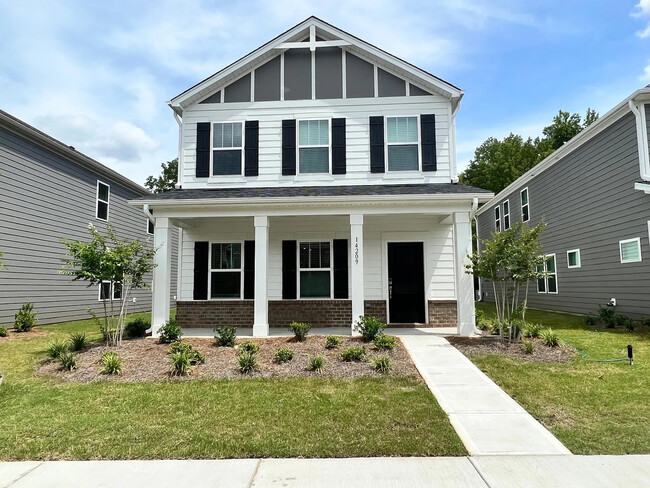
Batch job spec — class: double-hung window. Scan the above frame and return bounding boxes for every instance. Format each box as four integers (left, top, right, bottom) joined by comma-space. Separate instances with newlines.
213, 122, 243, 175
96, 181, 110, 221
147, 209, 154, 235
537, 254, 558, 294
99, 281, 121, 301
299, 241, 331, 298
521, 188, 530, 222
503, 200, 511, 230
298, 119, 330, 173
494, 206, 501, 232
386, 116, 419, 171
567, 249, 581, 268
619, 238, 642, 263
210, 243, 242, 298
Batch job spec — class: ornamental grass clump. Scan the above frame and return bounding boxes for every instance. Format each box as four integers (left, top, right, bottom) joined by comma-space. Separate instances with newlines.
170, 351, 192, 376
289, 322, 311, 342
522, 323, 541, 339
68, 332, 88, 351
540, 328, 560, 347
100, 351, 123, 375
237, 350, 258, 374
308, 356, 325, 373
214, 326, 237, 347
47, 339, 69, 359
372, 356, 392, 374
168, 341, 205, 365
58, 351, 77, 371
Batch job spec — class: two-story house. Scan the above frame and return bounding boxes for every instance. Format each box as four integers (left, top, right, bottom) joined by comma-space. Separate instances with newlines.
133, 17, 492, 337
476, 87, 650, 317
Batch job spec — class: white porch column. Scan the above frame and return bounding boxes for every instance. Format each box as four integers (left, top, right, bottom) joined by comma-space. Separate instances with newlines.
454, 212, 476, 336
350, 214, 364, 333
152, 217, 172, 336
253, 216, 269, 337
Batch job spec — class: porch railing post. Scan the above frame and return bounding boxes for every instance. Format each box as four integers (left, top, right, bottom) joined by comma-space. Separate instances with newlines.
350, 214, 364, 333
453, 212, 476, 336
253, 216, 270, 337
152, 217, 172, 337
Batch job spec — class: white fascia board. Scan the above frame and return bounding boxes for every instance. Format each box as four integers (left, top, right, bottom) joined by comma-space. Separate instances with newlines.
476, 87, 650, 217
634, 182, 650, 194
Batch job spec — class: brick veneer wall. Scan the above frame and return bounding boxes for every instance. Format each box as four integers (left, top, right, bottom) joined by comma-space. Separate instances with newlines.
363, 300, 387, 323
268, 300, 351, 328
176, 300, 254, 328
428, 300, 457, 327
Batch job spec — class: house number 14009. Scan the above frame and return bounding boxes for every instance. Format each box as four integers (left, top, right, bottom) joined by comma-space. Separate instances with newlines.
354, 237, 359, 265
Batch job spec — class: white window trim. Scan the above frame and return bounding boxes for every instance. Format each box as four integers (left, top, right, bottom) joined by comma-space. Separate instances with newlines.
98, 281, 121, 302
210, 121, 245, 177
619, 237, 642, 264
95, 180, 110, 221
521, 187, 530, 222
296, 118, 332, 175
494, 206, 501, 232
385, 115, 422, 172
567, 249, 581, 268
536, 256, 546, 294
297, 240, 334, 299
503, 199, 511, 230
537, 253, 558, 294
208, 241, 244, 300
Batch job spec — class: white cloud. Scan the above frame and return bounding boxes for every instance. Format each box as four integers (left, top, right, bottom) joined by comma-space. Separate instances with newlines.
632, 0, 650, 38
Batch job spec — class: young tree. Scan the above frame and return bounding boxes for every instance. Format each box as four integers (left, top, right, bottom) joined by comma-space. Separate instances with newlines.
60, 223, 157, 346
467, 221, 546, 341
145, 158, 178, 193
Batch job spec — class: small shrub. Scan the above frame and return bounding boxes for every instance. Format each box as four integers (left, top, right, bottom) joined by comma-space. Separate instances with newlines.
100, 351, 123, 375
325, 335, 342, 349
189, 349, 206, 365
354, 316, 386, 341
0, 326, 7, 337
125, 318, 150, 338
47, 339, 69, 359
613, 314, 629, 327
340, 346, 366, 362
214, 326, 237, 347
523, 340, 534, 354
373, 334, 396, 350
289, 322, 311, 342
475, 309, 487, 330
540, 328, 560, 347
237, 350, 257, 374
624, 318, 635, 332
522, 323, 541, 338
598, 306, 615, 320
68, 332, 87, 351
308, 356, 325, 373
240, 340, 259, 354
170, 351, 192, 376
604, 316, 617, 329
487, 320, 502, 336
372, 356, 392, 374
58, 351, 77, 371
14, 302, 38, 332
585, 315, 598, 326
274, 348, 294, 363
159, 319, 182, 344
169, 341, 193, 355
643, 318, 650, 328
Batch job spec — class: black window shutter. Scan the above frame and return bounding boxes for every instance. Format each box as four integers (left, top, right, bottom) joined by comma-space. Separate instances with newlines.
244, 121, 259, 176
196, 122, 211, 178
193, 241, 209, 300
332, 118, 346, 175
421, 114, 437, 172
333, 239, 349, 299
244, 240, 255, 299
369, 116, 385, 173
282, 120, 296, 175
282, 240, 297, 299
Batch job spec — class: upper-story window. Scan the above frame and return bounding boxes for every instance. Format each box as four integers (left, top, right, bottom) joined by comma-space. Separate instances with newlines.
213, 122, 243, 175
386, 116, 419, 171
503, 200, 511, 230
521, 188, 530, 222
96, 181, 110, 221
298, 119, 330, 173
494, 206, 501, 232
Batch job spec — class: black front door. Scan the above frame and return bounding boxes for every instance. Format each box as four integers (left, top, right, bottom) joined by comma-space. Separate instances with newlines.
387, 242, 425, 323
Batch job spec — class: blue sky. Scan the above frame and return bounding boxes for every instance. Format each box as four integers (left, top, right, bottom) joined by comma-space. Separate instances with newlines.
1, 0, 649, 186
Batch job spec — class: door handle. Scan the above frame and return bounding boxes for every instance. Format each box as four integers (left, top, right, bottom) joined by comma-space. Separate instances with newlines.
389, 278, 393, 299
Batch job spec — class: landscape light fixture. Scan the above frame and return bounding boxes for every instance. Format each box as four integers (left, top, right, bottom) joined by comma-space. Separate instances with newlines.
628, 345, 634, 366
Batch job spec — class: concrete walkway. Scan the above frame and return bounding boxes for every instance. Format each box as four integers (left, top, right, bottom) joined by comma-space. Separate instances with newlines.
398, 333, 571, 456
2, 456, 649, 487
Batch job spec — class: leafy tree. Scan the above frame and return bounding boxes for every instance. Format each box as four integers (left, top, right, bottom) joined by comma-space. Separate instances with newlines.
145, 158, 177, 193
60, 223, 157, 346
542, 108, 598, 152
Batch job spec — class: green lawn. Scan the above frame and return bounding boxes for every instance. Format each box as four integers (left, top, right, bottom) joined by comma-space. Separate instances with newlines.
0, 314, 466, 460
474, 303, 650, 454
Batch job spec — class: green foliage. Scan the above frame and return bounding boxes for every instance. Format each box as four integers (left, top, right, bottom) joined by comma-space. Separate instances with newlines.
543, 109, 598, 151
540, 328, 560, 347
274, 348, 294, 363
585, 315, 598, 326
47, 339, 69, 359
214, 326, 237, 347
475, 309, 489, 330
57, 351, 77, 371
240, 340, 259, 354
158, 319, 182, 344
523, 340, 534, 354
170, 351, 191, 376
237, 350, 257, 374
87, 307, 114, 342
100, 351, 123, 375
372, 356, 392, 374
613, 314, 628, 327
325, 335, 343, 349
169, 341, 192, 355
354, 316, 386, 341
624, 318, 635, 332
0, 326, 7, 337
288, 322, 311, 342
308, 356, 325, 373
189, 350, 205, 365
340, 346, 366, 362
373, 334, 397, 350
125, 318, 150, 338
144, 158, 178, 193
68, 332, 87, 351
522, 323, 541, 338
598, 306, 615, 320
14, 303, 37, 332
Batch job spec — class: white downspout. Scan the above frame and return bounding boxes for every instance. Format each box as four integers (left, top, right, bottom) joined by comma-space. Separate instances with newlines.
143, 204, 155, 226
629, 99, 650, 181
173, 111, 183, 188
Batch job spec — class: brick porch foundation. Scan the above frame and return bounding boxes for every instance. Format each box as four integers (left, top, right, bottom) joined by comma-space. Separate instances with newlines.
428, 300, 458, 327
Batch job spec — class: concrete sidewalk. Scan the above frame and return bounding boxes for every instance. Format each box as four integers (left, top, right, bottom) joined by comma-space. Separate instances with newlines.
398, 334, 571, 455
2, 456, 649, 487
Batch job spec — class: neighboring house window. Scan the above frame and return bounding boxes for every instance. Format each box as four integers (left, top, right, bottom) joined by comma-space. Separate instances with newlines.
112, 282, 122, 300
299, 241, 331, 298
210, 243, 242, 298
521, 188, 530, 222
567, 249, 581, 268
494, 206, 501, 232
536, 260, 546, 293
147, 209, 154, 235
298, 119, 330, 173
386, 116, 419, 171
98, 281, 121, 301
212, 122, 243, 175
96, 181, 110, 221
503, 200, 511, 230
619, 238, 642, 263
537, 254, 558, 294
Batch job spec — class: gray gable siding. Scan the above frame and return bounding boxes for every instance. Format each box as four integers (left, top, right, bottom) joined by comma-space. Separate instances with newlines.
477, 111, 650, 317
0, 126, 177, 325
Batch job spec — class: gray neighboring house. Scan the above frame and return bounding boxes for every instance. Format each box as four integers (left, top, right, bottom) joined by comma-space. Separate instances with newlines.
476, 87, 650, 318
0, 109, 177, 325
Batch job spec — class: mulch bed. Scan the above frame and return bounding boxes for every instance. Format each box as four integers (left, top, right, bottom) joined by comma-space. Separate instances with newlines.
36, 335, 420, 383
447, 336, 577, 363
0, 328, 48, 342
